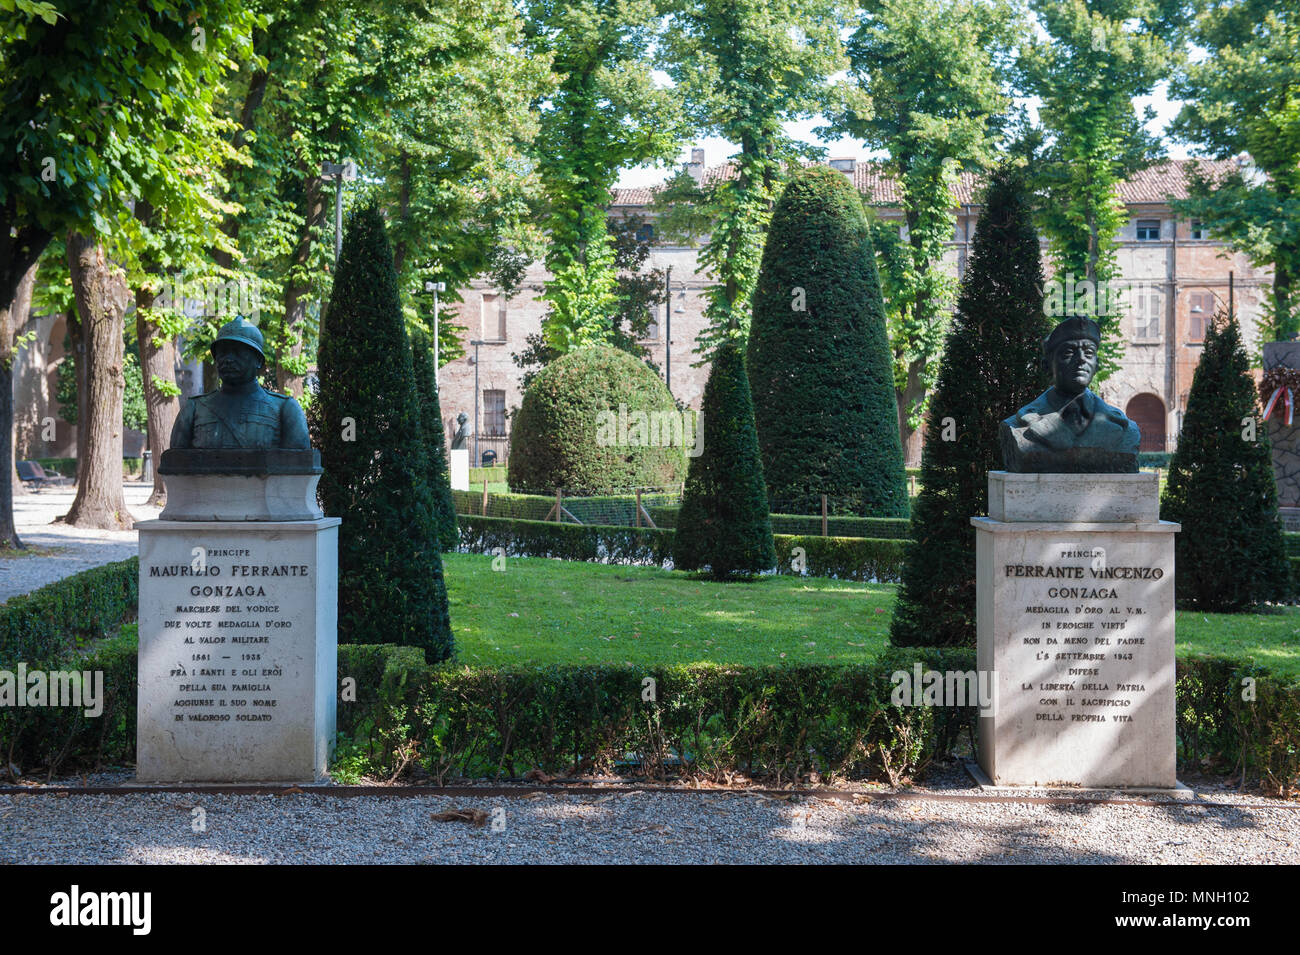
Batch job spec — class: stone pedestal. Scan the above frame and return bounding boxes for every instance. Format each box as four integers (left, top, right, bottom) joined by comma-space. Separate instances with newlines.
136, 518, 339, 782
973, 471, 1179, 788
449, 448, 469, 491
1264, 343, 1300, 522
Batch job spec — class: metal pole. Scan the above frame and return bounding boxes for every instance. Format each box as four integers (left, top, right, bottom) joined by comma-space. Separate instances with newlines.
472, 340, 482, 467
334, 175, 343, 261
433, 285, 440, 389
664, 266, 672, 398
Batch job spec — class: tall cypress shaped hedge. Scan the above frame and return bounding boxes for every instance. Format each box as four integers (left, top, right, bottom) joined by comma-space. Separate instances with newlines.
747, 166, 908, 517
673, 339, 776, 579
1161, 314, 1291, 611
891, 168, 1051, 648
411, 329, 458, 552
312, 206, 454, 663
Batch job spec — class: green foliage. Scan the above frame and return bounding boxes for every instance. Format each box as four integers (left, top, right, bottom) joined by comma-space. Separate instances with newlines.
411, 330, 458, 552
311, 206, 453, 663
774, 535, 908, 583
1170, 0, 1300, 339
523, 0, 682, 354
0, 557, 139, 776
508, 345, 685, 494
512, 215, 666, 388
458, 515, 675, 566
1020, 0, 1183, 384
747, 166, 909, 518
334, 644, 975, 784
657, 0, 862, 355
652, 505, 912, 540
673, 340, 776, 578
839, 0, 1019, 441
55, 335, 145, 433
1161, 312, 1291, 611
1176, 655, 1300, 796
892, 167, 1052, 648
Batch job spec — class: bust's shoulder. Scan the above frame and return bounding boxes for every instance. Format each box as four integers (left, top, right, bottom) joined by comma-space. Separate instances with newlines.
1006, 389, 1054, 423
1090, 392, 1133, 427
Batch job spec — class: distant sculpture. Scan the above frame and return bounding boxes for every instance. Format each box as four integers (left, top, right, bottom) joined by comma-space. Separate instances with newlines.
1000, 317, 1140, 473
169, 317, 310, 452
451, 412, 470, 450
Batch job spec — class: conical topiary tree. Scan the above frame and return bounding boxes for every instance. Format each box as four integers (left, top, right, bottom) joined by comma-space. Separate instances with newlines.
747, 165, 908, 517
673, 339, 776, 580
891, 167, 1052, 647
1161, 312, 1291, 611
312, 205, 454, 662
411, 329, 458, 552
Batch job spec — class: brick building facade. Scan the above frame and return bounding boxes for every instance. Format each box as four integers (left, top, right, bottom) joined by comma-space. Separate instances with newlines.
439, 155, 1270, 467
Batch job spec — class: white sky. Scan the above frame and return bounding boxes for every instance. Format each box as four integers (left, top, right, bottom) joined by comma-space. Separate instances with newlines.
616, 83, 1189, 189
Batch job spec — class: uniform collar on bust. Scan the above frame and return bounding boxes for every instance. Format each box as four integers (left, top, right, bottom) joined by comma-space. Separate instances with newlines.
218, 378, 262, 396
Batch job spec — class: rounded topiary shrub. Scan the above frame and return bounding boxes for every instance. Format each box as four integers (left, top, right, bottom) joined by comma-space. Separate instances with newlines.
508, 345, 686, 494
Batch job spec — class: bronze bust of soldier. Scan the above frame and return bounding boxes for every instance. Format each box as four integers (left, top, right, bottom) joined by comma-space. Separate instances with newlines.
170, 317, 310, 452
1000, 316, 1141, 473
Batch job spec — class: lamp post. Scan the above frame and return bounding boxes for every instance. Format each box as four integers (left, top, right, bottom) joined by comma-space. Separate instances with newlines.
470, 339, 484, 466
320, 160, 358, 260
424, 280, 446, 388
664, 266, 672, 398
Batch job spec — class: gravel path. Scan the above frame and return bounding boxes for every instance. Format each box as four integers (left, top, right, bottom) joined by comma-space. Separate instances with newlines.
2, 786, 1296, 864
0, 484, 159, 601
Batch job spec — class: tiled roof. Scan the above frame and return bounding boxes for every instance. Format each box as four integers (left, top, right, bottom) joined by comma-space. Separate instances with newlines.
611, 158, 1241, 209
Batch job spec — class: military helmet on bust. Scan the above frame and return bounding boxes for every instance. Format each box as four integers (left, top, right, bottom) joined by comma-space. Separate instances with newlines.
211, 316, 266, 361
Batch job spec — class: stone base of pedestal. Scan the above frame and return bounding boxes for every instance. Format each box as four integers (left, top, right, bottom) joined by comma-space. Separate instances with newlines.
135, 518, 339, 782
450, 449, 469, 491
973, 472, 1179, 789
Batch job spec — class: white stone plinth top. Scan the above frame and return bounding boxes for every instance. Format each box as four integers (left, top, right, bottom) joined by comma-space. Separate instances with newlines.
159, 472, 324, 522
988, 470, 1159, 524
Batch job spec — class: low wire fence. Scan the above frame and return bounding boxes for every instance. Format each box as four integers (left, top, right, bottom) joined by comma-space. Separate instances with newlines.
453, 485, 685, 528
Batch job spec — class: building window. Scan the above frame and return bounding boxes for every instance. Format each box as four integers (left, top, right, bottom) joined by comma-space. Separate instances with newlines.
635, 223, 655, 244
1135, 219, 1161, 241
1188, 291, 1214, 342
481, 292, 507, 341
1190, 220, 1209, 240
483, 389, 506, 437
1132, 285, 1163, 340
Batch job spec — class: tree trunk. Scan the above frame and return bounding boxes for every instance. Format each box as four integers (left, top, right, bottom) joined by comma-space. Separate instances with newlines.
0, 260, 39, 548
0, 204, 52, 548
279, 165, 327, 396
135, 286, 179, 507
62, 233, 134, 530
65, 306, 88, 472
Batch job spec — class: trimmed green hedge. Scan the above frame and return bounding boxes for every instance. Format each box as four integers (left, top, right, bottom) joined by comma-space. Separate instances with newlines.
456, 514, 910, 581
458, 514, 675, 565
775, 535, 909, 583
0, 559, 140, 778
651, 504, 910, 540
0, 558, 138, 672
338, 646, 977, 784
453, 488, 680, 527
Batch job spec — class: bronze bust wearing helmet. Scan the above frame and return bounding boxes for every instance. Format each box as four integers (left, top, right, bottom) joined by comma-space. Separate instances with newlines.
999, 316, 1141, 473
170, 317, 311, 451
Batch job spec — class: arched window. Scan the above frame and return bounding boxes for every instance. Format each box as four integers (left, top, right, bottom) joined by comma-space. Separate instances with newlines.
1125, 394, 1166, 453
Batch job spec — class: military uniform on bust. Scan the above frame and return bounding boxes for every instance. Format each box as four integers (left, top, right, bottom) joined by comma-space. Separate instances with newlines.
1000, 316, 1141, 473
170, 317, 310, 451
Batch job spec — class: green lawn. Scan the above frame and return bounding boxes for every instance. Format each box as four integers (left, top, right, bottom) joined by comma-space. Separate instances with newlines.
444, 553, 894, 665
443, 553, 1300, 680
